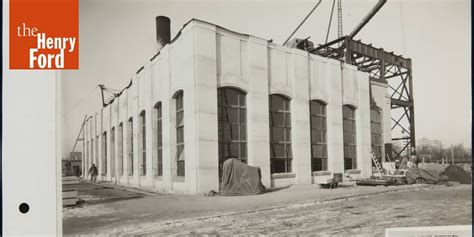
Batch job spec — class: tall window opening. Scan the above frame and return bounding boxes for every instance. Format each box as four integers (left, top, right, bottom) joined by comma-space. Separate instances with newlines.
127, 117, 134, 176
269, 94, 292, 174
86, 141, 90, 171
91, 138, 94, 166
102, 131, 107, 175
217, 87, 247, 177
310, 100, 327, 171
139, 111, 146, 176
154, 102, 163, 177
110, 127, 115, 177
175, 92, 185, 177
343, 105, 357, 170
95, 136, 99, 167
370, 107, 383, 166
118, 123, 124, 175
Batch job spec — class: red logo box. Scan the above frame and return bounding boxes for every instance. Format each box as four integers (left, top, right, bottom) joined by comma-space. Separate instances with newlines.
9, 0, 79, 69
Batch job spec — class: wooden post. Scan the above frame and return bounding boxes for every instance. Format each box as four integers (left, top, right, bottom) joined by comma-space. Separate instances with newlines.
451, 144, 454, 164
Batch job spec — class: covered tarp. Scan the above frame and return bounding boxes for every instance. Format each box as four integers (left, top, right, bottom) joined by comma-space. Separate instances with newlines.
221, 158, 266, 196
406, 168, 445, 184
441, 165, 472, 184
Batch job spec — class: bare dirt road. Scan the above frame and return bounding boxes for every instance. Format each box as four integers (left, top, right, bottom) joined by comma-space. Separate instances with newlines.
63, 183, 471, 236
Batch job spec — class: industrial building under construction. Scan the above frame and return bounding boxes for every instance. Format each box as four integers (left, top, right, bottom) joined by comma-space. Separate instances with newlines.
79, 0, 415, 194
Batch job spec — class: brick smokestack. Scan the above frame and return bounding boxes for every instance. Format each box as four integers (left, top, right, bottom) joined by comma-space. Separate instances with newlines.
155, 16, 171, 52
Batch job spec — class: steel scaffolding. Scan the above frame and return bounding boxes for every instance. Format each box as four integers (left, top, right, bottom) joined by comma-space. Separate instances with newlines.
310, 36, 415, 160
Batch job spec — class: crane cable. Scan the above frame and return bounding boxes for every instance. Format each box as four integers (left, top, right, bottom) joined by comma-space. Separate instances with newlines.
283, 0, 322, 46
325, 0, 337, 44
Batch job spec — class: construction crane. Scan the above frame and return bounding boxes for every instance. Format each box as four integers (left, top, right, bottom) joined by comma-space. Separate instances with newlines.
349, 0, 386, 39
98, 84, 120, 107
337, 0, 343, 39
314, 0, 414, 161
325, 0, 342, 45
70, 115, 90, 161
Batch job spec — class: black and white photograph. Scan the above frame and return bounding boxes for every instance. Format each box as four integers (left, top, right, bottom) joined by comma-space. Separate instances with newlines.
60, 0, 472, 235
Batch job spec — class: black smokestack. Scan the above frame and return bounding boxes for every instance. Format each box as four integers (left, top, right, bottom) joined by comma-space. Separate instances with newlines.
155, 16, 171, 52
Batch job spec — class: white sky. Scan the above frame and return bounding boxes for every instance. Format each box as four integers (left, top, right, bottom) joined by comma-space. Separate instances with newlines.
61, 0, 471, 158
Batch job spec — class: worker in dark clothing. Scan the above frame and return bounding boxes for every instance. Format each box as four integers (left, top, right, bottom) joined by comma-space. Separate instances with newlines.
88, 164, 98, 182
410, 152, 419, 168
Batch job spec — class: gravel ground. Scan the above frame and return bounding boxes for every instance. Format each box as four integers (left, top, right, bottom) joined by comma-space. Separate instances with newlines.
63, 183, 471, 236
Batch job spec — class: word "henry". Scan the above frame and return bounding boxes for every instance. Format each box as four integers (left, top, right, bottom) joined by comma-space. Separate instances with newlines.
29, 33, 76, 68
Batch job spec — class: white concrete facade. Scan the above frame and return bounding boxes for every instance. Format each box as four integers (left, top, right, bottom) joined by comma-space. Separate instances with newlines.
82, 19, 392, 194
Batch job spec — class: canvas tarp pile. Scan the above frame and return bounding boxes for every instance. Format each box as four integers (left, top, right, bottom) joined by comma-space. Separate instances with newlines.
440, 165, 472, 184
221, 158, 266, 196
406, 168, 448, 184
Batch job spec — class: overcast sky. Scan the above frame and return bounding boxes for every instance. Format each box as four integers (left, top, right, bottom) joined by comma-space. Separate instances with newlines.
61, 0, 471, 158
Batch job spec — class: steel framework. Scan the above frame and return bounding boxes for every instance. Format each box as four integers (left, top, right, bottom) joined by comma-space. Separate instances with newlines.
310, 36, 415, 160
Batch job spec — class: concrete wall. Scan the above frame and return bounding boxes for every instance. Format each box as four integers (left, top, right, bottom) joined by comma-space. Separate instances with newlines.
82, 19, 387, 194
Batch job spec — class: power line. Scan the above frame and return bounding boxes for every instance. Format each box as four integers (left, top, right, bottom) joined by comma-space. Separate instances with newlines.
63, 86, 100, 117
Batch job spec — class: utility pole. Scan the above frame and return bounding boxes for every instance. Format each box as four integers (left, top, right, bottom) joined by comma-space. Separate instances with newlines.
451, 144, 454, 164
439, 141, 442, 163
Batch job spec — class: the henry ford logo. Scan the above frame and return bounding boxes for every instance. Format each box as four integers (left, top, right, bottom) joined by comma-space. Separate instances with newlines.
16, 23, 77, 69
9, 0, 78, 70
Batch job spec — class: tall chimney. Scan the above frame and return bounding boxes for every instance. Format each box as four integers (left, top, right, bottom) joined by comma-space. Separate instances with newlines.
155, 16, 171, 52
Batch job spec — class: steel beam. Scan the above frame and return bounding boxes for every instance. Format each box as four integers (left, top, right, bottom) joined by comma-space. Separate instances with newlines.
311, 37, 415, 160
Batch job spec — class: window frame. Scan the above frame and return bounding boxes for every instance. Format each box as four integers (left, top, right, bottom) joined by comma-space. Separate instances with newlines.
217, 87, 247, 177
343, 105, 357, 170
174, 91, 185, 177
310, 100, 328, 172
269, 94, 292, 174
110, 127, 115, 177
102, 131, 107, 175
118, 123, 124, 176
153, 102, 163, 177
95, 136, 99, 167
370, 106, 383, 165
127, 117, 134, 176
139, 111, 147, 176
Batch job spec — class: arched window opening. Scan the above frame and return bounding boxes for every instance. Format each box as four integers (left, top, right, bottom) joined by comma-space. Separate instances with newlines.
310, 100, 327, 172
343, 105, 357, 170
127, 117, 134, 176
110, 127, 115, 177
102, 131, 107, 175
139, 111, 146, 176
269, 94, 292, 174
118, 123, 124, 175
175, 91, 185, 177
153, 102, 163, 177
371, 107, 383, 167
217, 87, 247, 177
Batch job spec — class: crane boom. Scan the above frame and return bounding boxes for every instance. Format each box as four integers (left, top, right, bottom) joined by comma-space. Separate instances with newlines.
349, 0, 387, 39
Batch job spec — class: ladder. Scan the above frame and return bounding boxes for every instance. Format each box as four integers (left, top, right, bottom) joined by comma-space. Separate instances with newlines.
371, 150, 385, 175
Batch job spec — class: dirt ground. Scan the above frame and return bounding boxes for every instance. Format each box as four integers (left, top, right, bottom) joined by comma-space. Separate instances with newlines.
63, 182, 471, 236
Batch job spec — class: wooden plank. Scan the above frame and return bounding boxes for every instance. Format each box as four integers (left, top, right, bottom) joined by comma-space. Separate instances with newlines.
62, 190, 78, 199
63, 198, 77, 206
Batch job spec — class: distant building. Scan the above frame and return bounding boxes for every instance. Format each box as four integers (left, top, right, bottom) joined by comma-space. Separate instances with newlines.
82, 17, 391, 194
70, 151, 82, 160
63, 152, 82, 177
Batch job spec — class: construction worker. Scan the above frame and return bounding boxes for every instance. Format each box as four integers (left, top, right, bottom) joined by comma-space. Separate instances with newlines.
88, 164, 98, 182
409, 152, 419, 168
